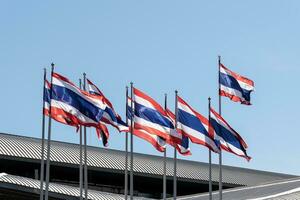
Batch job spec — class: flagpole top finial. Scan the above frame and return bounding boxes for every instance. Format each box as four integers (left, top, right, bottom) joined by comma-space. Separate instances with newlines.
130, 82, 133, 86
83, 72, 86, 76
50, 63, 55, 72
175, 90, 178, 94
126, 86, 129, 89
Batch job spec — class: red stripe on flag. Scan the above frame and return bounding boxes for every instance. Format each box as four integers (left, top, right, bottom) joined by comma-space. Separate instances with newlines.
132, 129, 165, 152
134, 122, 181, 145
219, 90, 251, 105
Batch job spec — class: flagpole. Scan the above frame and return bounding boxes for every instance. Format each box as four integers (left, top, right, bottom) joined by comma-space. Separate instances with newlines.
125, 86, 129, 200
208, 97, 212, 200
44, 63, 54, 200
164, 149, 167, 199
130, 82, 134, 200
79, 79, 83, 200
39, 68, 47, 200
163, 93, 167, 200
173, 90, 178, 200
83, 73, 88, 200
218, 55, 223, 200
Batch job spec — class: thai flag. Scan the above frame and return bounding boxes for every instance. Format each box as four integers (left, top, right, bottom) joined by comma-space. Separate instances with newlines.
177, 96, 219, 153
166, 109, 191, 156
127, 97, 166, 152
219, 63, 254, 105
44, 78, 109, 146
210, 107, 251, 161
44, 80, 79, 129
133, 88, 182, 145
48, 72, 106, 130
87, 79, 129, 132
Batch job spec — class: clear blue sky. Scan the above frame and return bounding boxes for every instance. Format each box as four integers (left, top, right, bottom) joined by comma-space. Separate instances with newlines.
1, 1, 299, 175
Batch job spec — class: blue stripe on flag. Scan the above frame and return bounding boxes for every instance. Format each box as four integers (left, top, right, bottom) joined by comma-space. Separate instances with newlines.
210, 118, 244, 150
117, 117, 127, 126
51, 85, 104, 122
127, 104, 133, 120
103, 107, 118, 122
134, 102, 174, 129
181, 135, 189, 148
44, 87, 50, 103
220, 72, 251, 102
178, 109, 209, 137
103, 106, 127, 126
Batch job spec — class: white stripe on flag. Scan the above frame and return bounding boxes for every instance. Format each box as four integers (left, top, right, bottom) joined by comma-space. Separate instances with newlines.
134, 95, 158, 111
178, 102, 195, 116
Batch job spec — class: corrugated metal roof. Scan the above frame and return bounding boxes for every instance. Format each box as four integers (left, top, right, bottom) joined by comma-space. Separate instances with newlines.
0, 173, 150, 200
175, 178, 300, 200
0, 133, 295, 186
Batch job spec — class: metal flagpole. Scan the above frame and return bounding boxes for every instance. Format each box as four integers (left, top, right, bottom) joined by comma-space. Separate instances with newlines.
163, 149, 167, 199
39, 68, 47, 200
79, 79, 83, 200
173, 90, 178, 200
44, 63, 54, 200
163, 93, 167, 200
130, 82, 134, 200
208, 97, 212, 200
125, 86, 129, 200
218, 55, 223, 200
83, 73, 88, 200
173, 147, 177, 200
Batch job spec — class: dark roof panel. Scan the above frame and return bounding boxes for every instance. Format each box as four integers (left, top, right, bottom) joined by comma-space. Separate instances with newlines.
0, 173, 150, 200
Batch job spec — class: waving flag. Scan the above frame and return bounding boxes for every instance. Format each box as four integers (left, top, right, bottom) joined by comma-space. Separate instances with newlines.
133, 88, 182, 145
166, 109, 191, 156
127, 97, 166, 152
44, 80, 79, 129
44, 77, 109, 146
177, 96, 219, 153
87, 79, 129, 132
219, 63, 254, 105
48, 73, 106, 130
210, 108, 251, 161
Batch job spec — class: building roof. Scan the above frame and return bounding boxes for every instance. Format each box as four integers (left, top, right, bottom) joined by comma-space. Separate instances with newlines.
1, 172, 300, 200
0, 133, 296, 187
0, 173, 150, 200
175, 178, 300, 200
